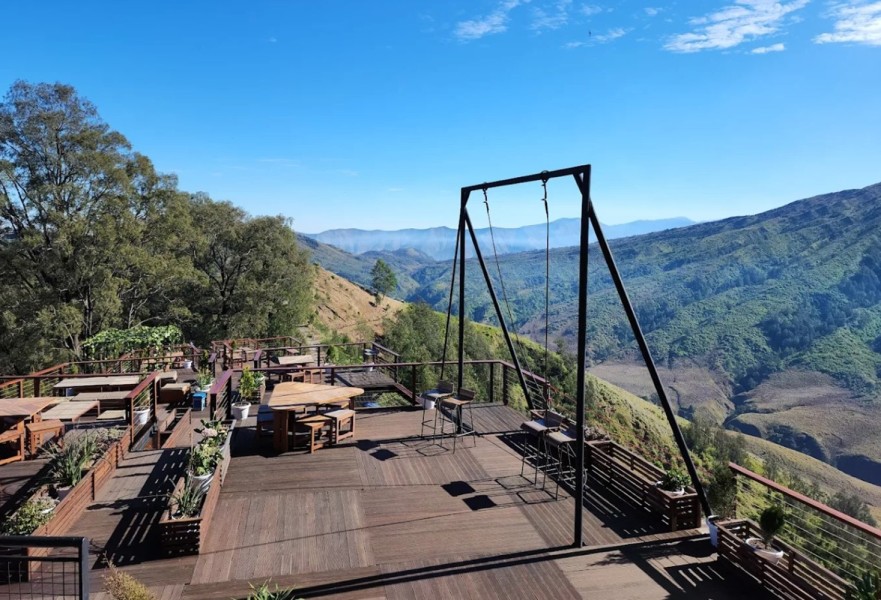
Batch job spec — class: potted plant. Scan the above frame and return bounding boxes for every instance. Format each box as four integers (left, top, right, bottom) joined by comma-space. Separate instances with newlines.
658, 467, 690, 496
187, 442, 221, 493
193, 368, 214, 392
234, 367, 257, 420
133, 404, 151, 426
706, 462, 738, 547
746, 504, 786, 564
46, 436, 93, 500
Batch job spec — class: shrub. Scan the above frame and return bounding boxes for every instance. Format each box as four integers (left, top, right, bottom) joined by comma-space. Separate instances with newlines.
103, 565, 156, 600
246, 580, 302, 600
660, 467, 690, 492
759, 504, 786, 546
1, 497, 56, 535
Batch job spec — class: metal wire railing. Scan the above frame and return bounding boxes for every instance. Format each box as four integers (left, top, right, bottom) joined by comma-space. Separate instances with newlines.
733, 463, 881, 584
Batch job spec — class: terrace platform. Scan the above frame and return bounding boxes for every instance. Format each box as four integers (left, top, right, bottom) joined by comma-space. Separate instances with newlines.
65, 404, 768, 599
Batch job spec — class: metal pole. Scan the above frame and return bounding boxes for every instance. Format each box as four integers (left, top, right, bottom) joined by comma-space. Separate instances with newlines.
580, 186, 712, 519
457, 191, 468, 391
463, 211, 536, 410
78, 536, 90, 599
440, 218, 460, 381
573, 168, 591, 548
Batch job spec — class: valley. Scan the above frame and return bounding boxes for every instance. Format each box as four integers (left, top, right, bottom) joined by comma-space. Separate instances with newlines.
306, 181, 881, 487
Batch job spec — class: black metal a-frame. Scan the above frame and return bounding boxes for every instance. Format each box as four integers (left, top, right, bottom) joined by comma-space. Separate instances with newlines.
453, 164, 711, 547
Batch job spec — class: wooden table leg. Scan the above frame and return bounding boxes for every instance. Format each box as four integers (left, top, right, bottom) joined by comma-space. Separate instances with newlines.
273, 410, 289, 452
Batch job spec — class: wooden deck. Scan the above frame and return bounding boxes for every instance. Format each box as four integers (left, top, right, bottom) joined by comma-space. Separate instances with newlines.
61, 404, 769, 599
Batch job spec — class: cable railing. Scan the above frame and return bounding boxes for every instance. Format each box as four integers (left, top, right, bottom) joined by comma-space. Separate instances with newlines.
731, 462, 881, 585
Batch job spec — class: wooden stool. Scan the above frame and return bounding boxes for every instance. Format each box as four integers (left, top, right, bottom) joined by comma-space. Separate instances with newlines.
25, 420, 65, 456
0, 422, 26, 466
292, 415, 332, 454
324, 409, 355, 444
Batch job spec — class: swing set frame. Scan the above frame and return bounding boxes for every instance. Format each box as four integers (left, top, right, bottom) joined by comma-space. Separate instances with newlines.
448, 164, 711, 547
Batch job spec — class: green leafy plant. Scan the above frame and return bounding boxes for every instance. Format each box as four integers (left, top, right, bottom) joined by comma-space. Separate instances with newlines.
759, 504, 786, 547
245, 580, 302, 600
45, 431, 100, 488
238, 366, 258, 402
83, 325, 183, 360
706, 462, 738, 518
659, 467, 690, 492
194, 418, 228, 447
854, 570, 881, 600
170, 479, 205, 518
103, 564, 157, 600
195, 369, 214, 389
1, 497, 56, 535
188, 442, 222, 476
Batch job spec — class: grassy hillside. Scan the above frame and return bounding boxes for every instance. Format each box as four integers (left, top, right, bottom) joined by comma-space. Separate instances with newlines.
311, 265, 404, 339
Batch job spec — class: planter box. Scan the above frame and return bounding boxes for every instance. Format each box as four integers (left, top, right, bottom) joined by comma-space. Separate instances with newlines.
585, 440, 701, 531
0, 426, 132, 582
158, 464, 222, 556
716, 519, 855, 600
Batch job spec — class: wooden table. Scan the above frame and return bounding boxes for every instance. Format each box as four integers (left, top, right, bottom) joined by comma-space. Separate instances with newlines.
274, 355, 314, 367
73, 391, 131, 410
0, 397, 61, 420
0, 397, 61, 464
41, 400, 100, 423
269, 382, 364, 452
53, 375, 140, 392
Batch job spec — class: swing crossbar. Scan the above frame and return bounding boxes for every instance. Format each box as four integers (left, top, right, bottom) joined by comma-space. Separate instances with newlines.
461, 164, 590, 195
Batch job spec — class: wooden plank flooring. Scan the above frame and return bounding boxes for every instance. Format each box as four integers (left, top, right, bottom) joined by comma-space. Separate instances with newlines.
32, 403, 770, 599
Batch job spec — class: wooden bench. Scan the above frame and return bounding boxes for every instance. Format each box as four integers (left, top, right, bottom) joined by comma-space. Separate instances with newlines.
0, 421, 25, 465
160, 383, 191, 404
25, 419, 65, 455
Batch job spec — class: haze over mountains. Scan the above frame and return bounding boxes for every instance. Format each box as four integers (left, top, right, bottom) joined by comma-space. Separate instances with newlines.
305, 217, 695, 260
302, 181, 881, 486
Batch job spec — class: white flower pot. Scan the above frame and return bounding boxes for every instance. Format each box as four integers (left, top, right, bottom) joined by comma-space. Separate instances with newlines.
182, 360, 193, 370
421, 397, 435, 410
232, 403, 250, 420
133, 408, 151, 426
187, 471, 213, 494
746, 537, 784, 564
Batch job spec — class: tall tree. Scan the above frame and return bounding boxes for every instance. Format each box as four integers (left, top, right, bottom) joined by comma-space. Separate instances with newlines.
187, 196, 312, 344
370, 259, 397, 303
0, 81, 189, 370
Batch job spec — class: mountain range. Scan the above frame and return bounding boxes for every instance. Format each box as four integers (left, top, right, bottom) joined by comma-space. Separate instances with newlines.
300, 181, 881, 486
304, 217, 695, 260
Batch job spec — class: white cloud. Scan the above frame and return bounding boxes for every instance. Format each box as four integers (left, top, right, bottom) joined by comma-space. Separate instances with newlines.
752, 42, 786, 51
665, 0, 809, 53
581, 4, 604, 16
455, 0, 530, 41
814, 1, 881, 45
645, 7, 661, 16
533, 0, 573, 31
565, 27, 630, 47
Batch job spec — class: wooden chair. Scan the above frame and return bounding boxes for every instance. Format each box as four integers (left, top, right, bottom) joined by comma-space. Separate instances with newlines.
0, 420, 26, 466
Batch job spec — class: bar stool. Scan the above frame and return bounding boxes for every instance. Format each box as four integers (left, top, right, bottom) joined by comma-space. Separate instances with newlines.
544, 426, 577, 499
421, 380, 454, 439
438, 388, 476, 453
520, 412, 554, 485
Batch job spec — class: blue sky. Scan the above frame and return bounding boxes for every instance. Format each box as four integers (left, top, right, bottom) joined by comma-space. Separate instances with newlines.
1, 1, 879, 232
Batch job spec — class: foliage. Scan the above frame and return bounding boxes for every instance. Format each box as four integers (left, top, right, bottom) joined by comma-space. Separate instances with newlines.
82, 325, 182, 360
854, 570, 881, 600
706, 462, 737, 518
370, 259, 397, 302
195, 368, 214, 388
238, 366, 258, 401
45, 430, 101, 488
660, 467, 690, 492
102, 565, 157, 600
170, 478, 205, 518
194, 418, 228, 447
188, 442, 222, 476
759, 504, 786, 546
829, 491, 878, 527
246, 580, 302, 600
0, 81, 313, 373
1, 497, 55, 535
